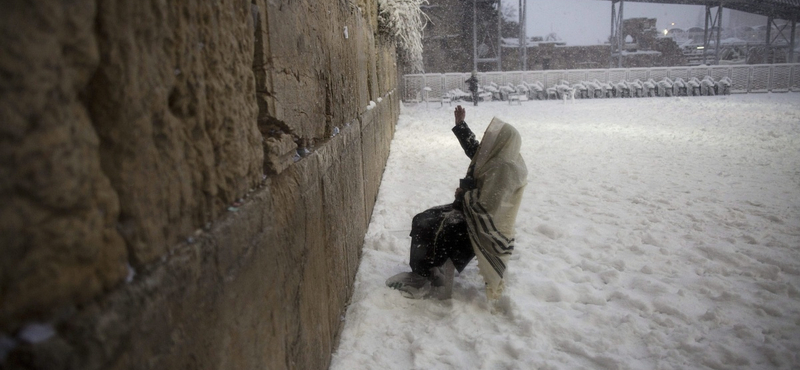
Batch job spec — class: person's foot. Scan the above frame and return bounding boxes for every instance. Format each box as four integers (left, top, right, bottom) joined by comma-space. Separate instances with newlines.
386, 272, 431, 299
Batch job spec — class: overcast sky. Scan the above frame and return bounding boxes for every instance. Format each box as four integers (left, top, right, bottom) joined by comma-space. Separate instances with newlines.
507, 0, 723, 46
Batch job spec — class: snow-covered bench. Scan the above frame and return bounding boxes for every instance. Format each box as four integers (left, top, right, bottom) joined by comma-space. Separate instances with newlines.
716, 76, 732, 95
522, 81, 546, 100
441, 94, 452, 106
673, 78, 688, 96
554, 83, 575, 103
657, 77, 674, 97
643, 79, 657, 97
613, 81, 630, 98
687, 77, 702, 96
572, 82, 589, 99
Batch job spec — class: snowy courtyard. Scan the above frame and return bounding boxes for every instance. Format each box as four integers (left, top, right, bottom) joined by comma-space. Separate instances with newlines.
330, 93, 800, 370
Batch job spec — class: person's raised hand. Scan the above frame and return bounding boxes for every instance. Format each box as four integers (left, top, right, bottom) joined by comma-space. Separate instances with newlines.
454, 105, 466, 125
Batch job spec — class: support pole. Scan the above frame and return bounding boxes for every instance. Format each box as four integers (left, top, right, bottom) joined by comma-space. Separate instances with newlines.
715, 4, 723, 65
610, 1, 616, 68
703, 5, 710, 65
618, 0, 624, 68
791, 20, 797, 63
522, 0, 527, 70
766, 16, 773, 45
473, 0, 477, 72
497, 0, 502, 71
519, 0, 524, 71
766, 16, 773, 64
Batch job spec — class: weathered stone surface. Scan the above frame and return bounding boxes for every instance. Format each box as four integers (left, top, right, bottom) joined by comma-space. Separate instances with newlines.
86, 0, 264, 266
0, 0, 127, 331
377, 42, 400, 96
3, 100, 394, 368
321, 122, 368, 306
1, 0, 400, 369
264, 134, 297, 175
254, 0, 375, 143
360, 93, 398, 219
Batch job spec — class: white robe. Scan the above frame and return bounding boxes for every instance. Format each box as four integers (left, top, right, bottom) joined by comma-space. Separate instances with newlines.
462, 117, 528, 299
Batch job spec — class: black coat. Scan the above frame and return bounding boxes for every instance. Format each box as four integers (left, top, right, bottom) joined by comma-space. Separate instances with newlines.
452, 121, 480, 207
465, 76, 479, 94
407, 121, 482, 277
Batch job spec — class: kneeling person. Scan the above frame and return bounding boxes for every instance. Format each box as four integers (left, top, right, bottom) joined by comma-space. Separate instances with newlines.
386, 105, 528, 300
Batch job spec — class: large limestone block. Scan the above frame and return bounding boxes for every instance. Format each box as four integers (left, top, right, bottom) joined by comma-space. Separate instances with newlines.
320, 123, 367, 310
253, 0, 375, 148
0, 0, 127, 331
86, 0, 263, 265
254, 0, 331, 139
360, 108, 382, 220
1, 186, 292, 370
294, 181, 334, 370
360, 93, 399, 223
377, 42, 398, 96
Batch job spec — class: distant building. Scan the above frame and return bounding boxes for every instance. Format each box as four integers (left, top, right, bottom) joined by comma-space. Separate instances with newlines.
665, 11, 798, 65
500, 18, 685, 70
419, 2, 685, 72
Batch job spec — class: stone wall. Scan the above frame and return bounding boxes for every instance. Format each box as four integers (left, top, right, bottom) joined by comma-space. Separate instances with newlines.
0, 0, 399, 369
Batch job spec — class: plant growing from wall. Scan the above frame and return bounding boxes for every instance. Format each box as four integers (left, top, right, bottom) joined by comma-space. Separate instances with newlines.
377, 0, 429, 72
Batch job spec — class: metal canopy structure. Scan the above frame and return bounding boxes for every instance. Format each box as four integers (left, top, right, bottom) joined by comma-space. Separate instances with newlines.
601, 0, 800, 20
471, 0, 529, 72
604, 0, 800, 67
473, 0, 502, 71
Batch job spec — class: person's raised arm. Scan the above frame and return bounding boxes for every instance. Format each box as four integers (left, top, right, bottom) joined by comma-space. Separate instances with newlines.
454, 105, 466, 125
452, 105, 479, 159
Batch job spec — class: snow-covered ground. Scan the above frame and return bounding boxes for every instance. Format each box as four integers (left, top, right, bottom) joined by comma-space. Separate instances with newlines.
330, 94, 800, 370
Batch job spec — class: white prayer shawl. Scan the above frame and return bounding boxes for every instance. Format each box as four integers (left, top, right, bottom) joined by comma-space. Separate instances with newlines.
462, 118, 527, 300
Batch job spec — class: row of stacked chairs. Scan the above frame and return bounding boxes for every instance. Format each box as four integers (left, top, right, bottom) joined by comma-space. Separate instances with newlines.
441, 76, 733, 103
549, 76, 734, 99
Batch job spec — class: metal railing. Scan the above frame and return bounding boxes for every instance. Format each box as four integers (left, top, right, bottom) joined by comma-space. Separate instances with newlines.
403, 64, 800, 102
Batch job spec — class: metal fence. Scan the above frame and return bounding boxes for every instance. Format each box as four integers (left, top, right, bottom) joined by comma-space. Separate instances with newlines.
403, 64, 800, 102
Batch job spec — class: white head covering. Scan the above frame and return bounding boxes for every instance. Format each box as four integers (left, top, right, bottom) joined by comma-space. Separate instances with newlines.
462, 117, 527, 299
